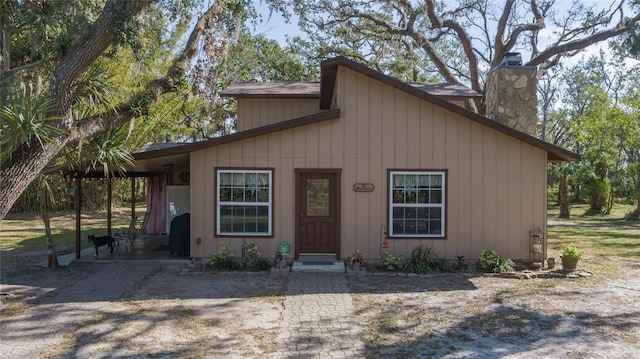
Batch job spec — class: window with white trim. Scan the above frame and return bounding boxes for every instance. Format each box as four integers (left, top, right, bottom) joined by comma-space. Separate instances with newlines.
216, 169, 272, 236
389, 171, 445, 237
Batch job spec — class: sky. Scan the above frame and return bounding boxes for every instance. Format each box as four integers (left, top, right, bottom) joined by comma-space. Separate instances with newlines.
251, 1, 638, 69
253, 2, 301, 45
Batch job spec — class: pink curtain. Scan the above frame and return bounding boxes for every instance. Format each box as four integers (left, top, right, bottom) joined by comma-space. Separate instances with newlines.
146, 175, 166, 234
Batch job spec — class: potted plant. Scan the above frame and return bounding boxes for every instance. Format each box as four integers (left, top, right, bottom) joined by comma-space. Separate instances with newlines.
273, 250, 287, 269
546, 257, 556, 270
560, 246, 582, 271
351, 249, 366, 271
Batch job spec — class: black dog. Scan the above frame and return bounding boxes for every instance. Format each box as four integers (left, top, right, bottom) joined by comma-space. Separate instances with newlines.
88, 235, 115, 257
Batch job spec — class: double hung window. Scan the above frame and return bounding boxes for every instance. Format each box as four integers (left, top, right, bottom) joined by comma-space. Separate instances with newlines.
389, 171, 446, 237
216, 169, 272, 236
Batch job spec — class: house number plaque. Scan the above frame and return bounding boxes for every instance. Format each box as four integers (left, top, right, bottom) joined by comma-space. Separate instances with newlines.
353, 183, 374, 192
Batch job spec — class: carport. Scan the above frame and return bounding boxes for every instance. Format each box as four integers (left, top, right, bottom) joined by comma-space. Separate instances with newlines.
58, 142, 191, 260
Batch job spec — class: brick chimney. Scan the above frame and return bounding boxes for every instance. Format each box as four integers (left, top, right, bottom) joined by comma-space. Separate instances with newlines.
485, 53, 538, 136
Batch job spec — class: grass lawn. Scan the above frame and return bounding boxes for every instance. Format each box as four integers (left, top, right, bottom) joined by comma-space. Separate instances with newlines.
547, 203, 640, 278
1, 203, 638, 275
0, 207, 146, 255
548, 202, 639, 227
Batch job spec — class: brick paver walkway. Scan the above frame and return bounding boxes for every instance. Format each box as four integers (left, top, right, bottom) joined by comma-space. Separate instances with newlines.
277, 272, 365, 358
0, 262, 161, 359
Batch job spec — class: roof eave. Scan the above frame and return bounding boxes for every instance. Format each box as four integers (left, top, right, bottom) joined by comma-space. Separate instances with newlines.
133, 109, 342, 160
220, 93, 320, 99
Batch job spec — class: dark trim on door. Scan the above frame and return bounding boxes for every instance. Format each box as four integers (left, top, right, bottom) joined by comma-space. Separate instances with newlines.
295, 169, 342, 259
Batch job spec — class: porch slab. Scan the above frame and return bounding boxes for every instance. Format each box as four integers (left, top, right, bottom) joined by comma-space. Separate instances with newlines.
39, 236, 189, 267
291, 261, 345, 273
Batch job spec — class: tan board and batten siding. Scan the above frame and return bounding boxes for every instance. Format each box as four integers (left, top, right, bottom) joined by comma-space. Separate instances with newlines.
235, 98, 320, 131
190, 66, 547, 261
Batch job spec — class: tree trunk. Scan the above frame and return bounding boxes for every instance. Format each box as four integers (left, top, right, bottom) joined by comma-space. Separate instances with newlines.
637, 166, 640, 212
41, 189, 60, 269
0, 0, 150, 220
1, 140, 65, 219
559, 172, 570, 218
0, 1, 221, 220
573, 183, 581, 203
606, 186, 614, 215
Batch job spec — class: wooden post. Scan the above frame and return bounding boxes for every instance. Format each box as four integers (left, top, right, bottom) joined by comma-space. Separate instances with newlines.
131, 177, 136, 220
107, 177, 112, 237
75, 173, 82, 259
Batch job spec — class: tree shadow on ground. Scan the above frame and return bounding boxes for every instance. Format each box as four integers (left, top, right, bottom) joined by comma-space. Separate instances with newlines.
348, 273, 478, 293
1, 263, 285, 358
361, 292, 640, 358
12, 299, 275, 359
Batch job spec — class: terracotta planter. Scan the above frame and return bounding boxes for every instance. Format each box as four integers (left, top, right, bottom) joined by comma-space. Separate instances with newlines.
560, 256, 578, 271
547, 257, 556, 270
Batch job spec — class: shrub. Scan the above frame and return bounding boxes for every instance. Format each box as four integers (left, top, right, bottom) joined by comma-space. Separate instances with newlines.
351, 249, 367, 265
381, 252, 405, 271
242, 242, 269, 271
561, 245, 582, 260
452, 255, 469, 272
584, 175, 611, 214
405, 245, 443, 274
479, 249, 515, 273
625, 208, 640, 220
207, 246, 238, 271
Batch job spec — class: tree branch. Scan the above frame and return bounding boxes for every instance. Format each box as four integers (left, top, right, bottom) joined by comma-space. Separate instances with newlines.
494, 0, 515, 59
425, 0, 481, 107
49, 0, 152, 127
528, 12, 640, 69
0, 1, 225, 220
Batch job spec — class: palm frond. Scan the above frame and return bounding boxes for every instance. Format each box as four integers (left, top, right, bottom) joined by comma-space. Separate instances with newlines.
0, 96, 65, 158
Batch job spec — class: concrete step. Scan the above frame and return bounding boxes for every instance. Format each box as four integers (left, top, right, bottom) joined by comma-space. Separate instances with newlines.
298, 254, 338, 262
291, 261, 345, 273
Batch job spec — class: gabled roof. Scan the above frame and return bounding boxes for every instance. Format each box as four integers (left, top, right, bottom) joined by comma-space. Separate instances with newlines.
221, 80, 483, 101
407, 82, 483, 100
318, 56, 579, 162
136, 142, 188, 152
137, 56, 578, 163
221, 81, 320, 98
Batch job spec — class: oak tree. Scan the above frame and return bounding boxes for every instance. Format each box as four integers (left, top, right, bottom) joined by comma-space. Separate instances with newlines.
0, 0, 243, 219
280, 0, 640, 112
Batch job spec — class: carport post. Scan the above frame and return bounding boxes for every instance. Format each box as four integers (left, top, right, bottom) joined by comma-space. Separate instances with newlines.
75, 173, 82, 259
107, 177, 112, 237
131, 177, 136, 219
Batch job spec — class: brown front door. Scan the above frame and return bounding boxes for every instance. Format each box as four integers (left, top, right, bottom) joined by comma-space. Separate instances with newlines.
296, 170, 341, 257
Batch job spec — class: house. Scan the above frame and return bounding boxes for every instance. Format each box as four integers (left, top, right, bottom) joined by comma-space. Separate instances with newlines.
131, 56, 579, 264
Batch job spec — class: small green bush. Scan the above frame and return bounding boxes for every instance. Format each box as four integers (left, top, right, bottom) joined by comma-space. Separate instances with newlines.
479, 249, 515, 273
405, 245, 443, 274
381, 252, 405, 271
207, 246, 238, 271
625, 208, 640, 220
242, 242, 269, 271
447, 255, 470, 273
561, 245, 582, 260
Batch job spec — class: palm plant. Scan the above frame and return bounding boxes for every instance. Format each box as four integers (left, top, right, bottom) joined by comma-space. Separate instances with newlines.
0, 95, 64, 160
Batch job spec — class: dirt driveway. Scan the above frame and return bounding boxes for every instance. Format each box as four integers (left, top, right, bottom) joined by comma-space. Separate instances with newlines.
1, 255, 639, 358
